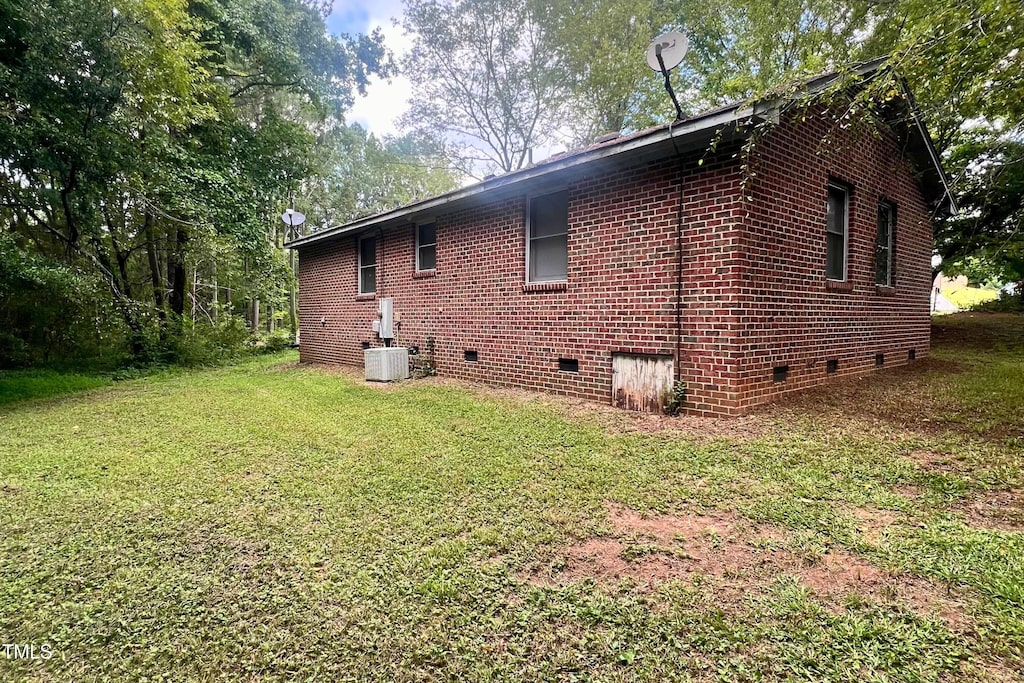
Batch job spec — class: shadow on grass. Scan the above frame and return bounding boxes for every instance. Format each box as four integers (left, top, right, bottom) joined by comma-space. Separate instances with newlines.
0, 369, 112, 407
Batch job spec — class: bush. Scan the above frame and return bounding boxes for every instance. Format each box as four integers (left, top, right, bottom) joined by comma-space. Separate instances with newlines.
143, 315, 252, 367
254, 329, 294, 353
0, 235, 128, 368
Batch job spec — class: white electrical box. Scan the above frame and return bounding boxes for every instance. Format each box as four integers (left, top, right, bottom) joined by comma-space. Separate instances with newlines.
378, 298, 394, 339
364, 347, 409, 382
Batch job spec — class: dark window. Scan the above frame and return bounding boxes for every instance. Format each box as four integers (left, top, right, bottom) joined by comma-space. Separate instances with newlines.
417, 223, 436, 271
528, 191, 568, 282
875, 353, 885, 367
464, 350, 478, 362
826, 359, 839, 374
558, 358, 579, 373
826, 184, 849, 281
876, 202, 895, 286
908, 348, 916, 361
773, 365, 789, 383
358, 236, 376, 294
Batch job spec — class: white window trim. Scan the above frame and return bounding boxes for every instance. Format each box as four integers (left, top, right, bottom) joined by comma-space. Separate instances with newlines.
826, 182, 850, 282
876, 201, 894, 286
358, 234, 376, 294
525, 189, 569, 284
415, 221, 436, 272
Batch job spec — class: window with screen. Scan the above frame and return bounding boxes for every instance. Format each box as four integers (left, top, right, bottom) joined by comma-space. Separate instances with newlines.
528, 190, 568, 283
876, 201, 895, 286
416, 222, 436, 271
358, 235, 376, 294
826, 183, 849, 281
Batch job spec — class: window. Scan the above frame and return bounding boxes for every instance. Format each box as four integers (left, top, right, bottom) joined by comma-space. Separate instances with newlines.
358, 235, 376, 294
416, 222, 436, 271
528, 190, 568, 283
876, 202, 895, 286
826, 183, 849, 281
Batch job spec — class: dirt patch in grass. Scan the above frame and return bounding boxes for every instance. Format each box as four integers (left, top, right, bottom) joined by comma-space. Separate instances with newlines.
439, 380, 774, 441
525, 503, 970, 628
961, 489, 1024, 532
847, 506, 904, 544
766, 358, 959, 434
893, 483, 925, 499
513, 394, 767, 439
907, 449, 965, 474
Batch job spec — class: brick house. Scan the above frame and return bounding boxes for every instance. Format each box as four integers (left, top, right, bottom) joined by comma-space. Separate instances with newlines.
288, 60, 953, 416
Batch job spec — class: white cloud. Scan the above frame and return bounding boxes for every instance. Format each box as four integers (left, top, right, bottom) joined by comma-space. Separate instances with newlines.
345, 5, 412, 139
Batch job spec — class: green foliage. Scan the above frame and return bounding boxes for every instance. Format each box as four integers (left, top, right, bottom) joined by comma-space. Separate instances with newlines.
540, 0, 677, 144
255, 329, 295, 353
0, 235, 125, 368
147, 316, 252, 367
660, 380, 687, 416
0, 0, 389, 367
938, 138, 1024, 285
300, 124, 459, 227
971, 293, 1024, 313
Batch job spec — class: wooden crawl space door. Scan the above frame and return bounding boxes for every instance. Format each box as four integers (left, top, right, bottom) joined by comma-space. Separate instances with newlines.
611, 353, 674, 413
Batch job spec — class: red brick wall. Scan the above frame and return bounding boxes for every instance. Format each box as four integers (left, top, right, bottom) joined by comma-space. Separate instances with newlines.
734, 106, 933, 409
299, 148, 747, 409
297, 107, 934, 416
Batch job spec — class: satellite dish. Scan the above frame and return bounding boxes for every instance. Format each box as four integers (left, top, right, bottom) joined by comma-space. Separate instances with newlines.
646, 31, 689, 72
281, 208, 306, 227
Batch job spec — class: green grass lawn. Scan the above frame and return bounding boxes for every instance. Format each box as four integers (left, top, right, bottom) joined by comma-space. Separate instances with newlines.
1, 314, 1022, 681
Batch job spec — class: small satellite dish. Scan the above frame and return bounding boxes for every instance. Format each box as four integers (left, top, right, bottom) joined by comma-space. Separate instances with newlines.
646, 31, 688, 72
281, 208, 306, 227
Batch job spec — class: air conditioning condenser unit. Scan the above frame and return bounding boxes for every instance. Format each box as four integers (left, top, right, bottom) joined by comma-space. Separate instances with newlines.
364, 347, 410, 382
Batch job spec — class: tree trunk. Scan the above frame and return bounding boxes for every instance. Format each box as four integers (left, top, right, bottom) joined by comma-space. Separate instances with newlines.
210, 261, 218, 321
144, 212, 165, 316
168, 226, 188, 317
251, 297, 260, 332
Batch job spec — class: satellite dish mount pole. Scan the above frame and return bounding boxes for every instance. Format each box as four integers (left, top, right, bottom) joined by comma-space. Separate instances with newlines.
656, 46, 685, 122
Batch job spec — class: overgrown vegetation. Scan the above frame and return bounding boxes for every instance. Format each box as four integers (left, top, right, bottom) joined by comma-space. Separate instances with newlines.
0, 0, 457, 370
1, 313, 1021, 681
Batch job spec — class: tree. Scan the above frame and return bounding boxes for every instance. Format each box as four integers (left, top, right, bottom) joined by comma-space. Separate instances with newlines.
855, 0, 1024, 283
399, 0, 569, 176
540, 0, 677, 146
300, 124, 459, 229
0, 0, 391, 363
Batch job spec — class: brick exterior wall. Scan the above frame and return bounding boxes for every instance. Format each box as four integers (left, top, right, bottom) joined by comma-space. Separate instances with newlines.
735, 107, 933, 409
297, 106, 933, 416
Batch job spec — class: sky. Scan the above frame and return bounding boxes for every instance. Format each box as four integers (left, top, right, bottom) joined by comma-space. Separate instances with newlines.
327, 0, 411, 138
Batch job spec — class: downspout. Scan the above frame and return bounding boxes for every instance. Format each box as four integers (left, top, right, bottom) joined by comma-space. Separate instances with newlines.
668, 122, 686, 387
